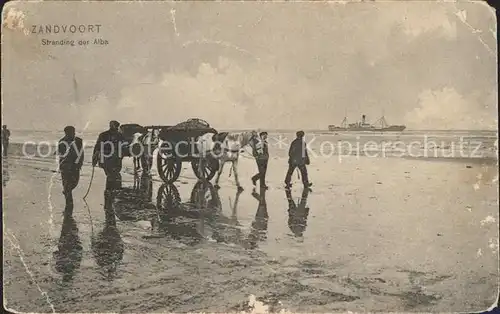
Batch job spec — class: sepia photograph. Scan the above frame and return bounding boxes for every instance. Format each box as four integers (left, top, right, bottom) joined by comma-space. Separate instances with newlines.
1, 0, 498, 312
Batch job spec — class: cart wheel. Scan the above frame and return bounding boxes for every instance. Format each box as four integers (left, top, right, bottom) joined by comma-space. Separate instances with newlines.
191, 157, 219, 181
155, 184, 180, 225
156, 183, 181, 210
156, 183, 181, 223
157, 152, 181, 183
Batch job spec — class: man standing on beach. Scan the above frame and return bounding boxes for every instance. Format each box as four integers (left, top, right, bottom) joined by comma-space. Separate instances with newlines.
92, 120, 126, 192
57, 126, 84, 204
251, 131, 269, 189
1, 125, 11, 157
284, 130, 312, 189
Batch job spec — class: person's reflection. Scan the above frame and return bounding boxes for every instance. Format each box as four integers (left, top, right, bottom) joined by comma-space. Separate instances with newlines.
208, 187, 243, 244
139, 173, 153, 203
286, 188, 310, 238
191, 181, 227, 242
247, 186, 269, 249
53, 202, 82, 282
190, 180, 221, 211
2, 159, 9, 186
113, 173, 155, 221
91, 192, 124, 280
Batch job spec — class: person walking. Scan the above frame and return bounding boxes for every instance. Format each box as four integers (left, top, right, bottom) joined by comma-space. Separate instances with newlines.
92, 120, 127, 194
284, 130, 312, 189
57, 126, 84, 205
1, 125, 11, 157
251, 131, 269, 189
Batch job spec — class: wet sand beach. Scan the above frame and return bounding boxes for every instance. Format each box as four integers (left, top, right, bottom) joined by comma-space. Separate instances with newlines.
3, 0, 499, 310
2, 134, 499, 313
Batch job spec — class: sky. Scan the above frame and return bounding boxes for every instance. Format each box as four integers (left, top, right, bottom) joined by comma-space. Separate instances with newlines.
1, 0, 497, 131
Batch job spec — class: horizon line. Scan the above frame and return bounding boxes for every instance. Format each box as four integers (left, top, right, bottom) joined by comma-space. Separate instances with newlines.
6, 127, 498, 133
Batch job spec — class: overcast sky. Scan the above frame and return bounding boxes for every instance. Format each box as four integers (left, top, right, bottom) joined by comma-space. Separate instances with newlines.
1, 0, 497, 131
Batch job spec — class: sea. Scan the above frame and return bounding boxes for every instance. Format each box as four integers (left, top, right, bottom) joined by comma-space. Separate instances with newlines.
6, 128, 499, 162
8, 128, 498, 143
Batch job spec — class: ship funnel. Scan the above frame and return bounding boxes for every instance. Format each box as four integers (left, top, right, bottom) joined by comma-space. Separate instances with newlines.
362, 115, 366, 124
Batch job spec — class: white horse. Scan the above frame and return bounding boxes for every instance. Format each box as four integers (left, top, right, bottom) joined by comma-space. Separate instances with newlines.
197, 130, 263, 190
130, 130, 158, 173
129, 133, 143, 171
141, 130, 159, 172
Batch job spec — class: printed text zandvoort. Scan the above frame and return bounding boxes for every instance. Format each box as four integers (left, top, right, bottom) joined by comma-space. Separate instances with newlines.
31, 24, 102, 34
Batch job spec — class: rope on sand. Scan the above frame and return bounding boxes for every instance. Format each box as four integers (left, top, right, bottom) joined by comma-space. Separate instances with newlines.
82, 165, 96, 238
83, 197, 94, 237
83, 166, 95, 199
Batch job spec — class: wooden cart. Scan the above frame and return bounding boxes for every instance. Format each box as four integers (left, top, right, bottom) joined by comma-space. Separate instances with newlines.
156, 119, 219, 184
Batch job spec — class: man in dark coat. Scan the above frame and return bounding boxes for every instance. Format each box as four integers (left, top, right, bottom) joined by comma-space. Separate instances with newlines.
92, 120, 126, 192
1, 125, 11, 157
57, 126, 84, 205
251, 131, 269, 189
284, 130, 312, 189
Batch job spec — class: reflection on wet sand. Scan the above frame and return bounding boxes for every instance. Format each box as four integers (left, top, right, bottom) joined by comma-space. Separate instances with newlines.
53, 202, 82, 283
133, 172, 153, 201
208, 187, 245, 245
286, 188, 311, 238
150, 181, 221, 245
113, 173, 155, 221
149, 182, 269, 249
247, 187, 269, 249
91, 191, 124, 280
111, 178, 274, 250
2, 159, 10, 186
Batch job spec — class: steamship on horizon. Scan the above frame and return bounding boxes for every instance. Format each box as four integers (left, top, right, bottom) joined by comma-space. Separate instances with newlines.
328, 114, 406, 132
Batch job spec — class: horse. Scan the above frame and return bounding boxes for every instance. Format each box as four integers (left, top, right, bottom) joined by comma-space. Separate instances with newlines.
139, 130, 158, 173
196, 130, 263, 190
129, 133, 143, 171
129, 130, 158, 174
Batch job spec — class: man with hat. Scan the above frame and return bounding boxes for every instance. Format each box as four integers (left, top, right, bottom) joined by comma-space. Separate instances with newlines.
251, 131, 269, 189
92, 120, 127, 193
284, 130, 312, 189
57, 126, 84, 205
